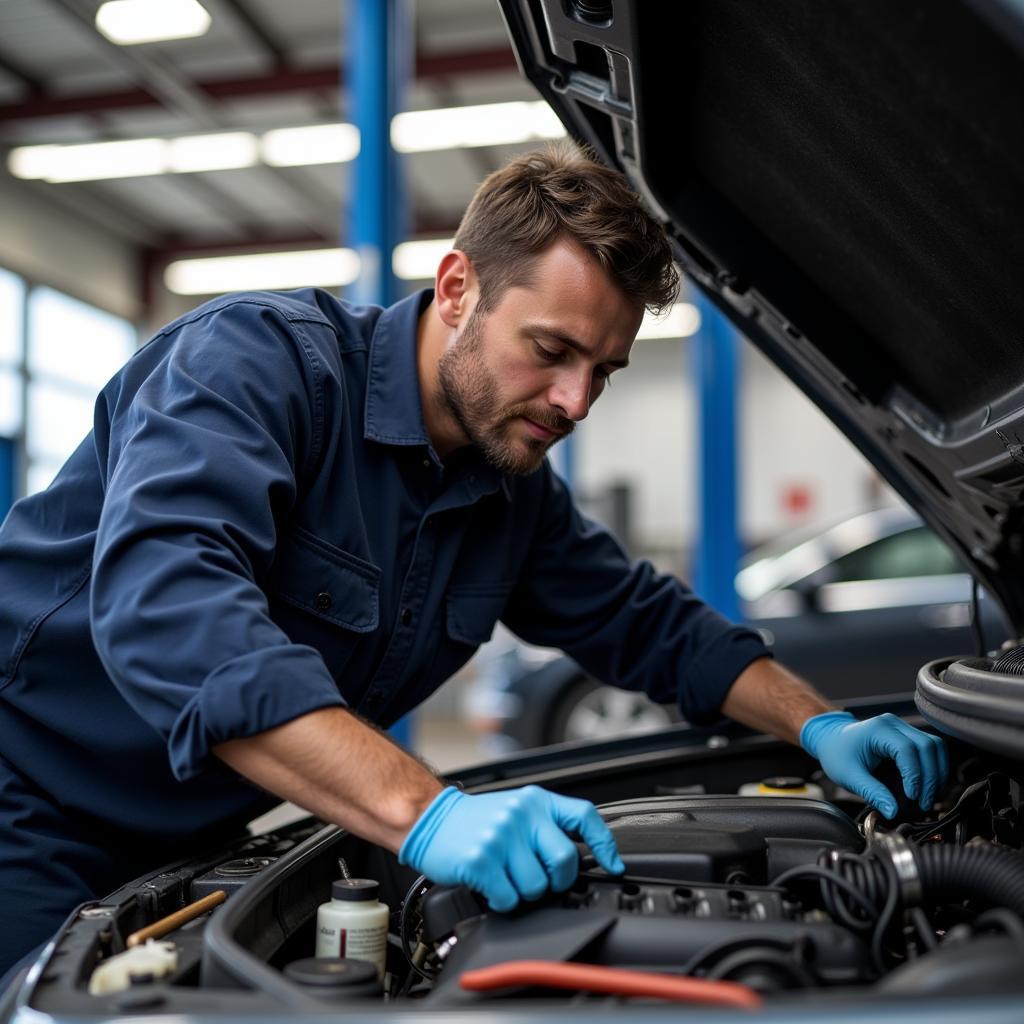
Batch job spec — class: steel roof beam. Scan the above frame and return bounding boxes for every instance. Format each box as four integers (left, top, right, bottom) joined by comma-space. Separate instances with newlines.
215, 0, 289, 69
0, 48, 47, 94
0, 48, 517, 122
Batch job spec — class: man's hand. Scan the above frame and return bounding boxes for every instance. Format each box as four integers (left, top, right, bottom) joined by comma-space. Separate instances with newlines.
800, 711, 949, 818
719, 658, 949, 818
399, 785, 625, 911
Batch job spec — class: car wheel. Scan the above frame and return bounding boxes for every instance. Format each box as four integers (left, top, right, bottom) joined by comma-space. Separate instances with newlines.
546, 676, 674, 744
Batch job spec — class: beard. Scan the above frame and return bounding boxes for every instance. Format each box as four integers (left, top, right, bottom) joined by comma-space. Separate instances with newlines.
437, 306, 574, 475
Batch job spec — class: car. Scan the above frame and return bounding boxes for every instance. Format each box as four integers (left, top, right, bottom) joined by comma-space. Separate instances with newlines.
4, 2, 1024, 1021
469, 507, 1010, 750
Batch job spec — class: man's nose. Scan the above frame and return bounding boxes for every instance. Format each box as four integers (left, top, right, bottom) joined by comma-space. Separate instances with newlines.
549, 369, 592, 422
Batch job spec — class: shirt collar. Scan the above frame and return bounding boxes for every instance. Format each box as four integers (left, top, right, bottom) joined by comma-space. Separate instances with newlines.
363, 287, 435, 447
362, 287, 508, 500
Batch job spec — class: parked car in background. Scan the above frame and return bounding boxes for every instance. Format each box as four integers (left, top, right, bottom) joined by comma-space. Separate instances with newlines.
467, 507, 1008, 751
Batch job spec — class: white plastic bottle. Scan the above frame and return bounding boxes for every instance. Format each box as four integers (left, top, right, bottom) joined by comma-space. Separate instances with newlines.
315, 879, 389, 980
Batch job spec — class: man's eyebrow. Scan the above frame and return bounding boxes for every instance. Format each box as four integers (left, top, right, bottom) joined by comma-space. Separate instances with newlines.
529, 325, 630, 368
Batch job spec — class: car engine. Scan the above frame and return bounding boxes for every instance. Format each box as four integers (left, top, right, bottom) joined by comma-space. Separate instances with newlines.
408, 774, 1024, 1008
6, 700, 1022, 1021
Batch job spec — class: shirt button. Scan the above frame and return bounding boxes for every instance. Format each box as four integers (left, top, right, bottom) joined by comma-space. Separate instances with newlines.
422, 458, 431, 469
400, 608, 412, 627
313, 592, 333, 612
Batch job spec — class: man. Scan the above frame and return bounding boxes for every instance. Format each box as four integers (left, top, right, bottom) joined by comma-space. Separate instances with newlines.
0, 145, 946, 984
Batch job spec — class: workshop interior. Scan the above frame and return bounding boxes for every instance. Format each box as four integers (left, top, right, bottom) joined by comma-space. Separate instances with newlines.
2, 0, 1024, 1021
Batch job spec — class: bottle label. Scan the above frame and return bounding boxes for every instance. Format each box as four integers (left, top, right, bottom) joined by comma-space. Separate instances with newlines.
316, 922, 386, 975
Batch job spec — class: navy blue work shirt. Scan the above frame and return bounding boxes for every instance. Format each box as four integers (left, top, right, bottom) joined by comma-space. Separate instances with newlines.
0, 287, 769, 841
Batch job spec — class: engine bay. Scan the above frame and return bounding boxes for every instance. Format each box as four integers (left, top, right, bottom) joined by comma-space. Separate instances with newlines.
7, 706, 1024, 1019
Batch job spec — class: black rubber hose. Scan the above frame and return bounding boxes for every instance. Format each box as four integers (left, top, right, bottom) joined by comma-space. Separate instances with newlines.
911, 844, 1024, 917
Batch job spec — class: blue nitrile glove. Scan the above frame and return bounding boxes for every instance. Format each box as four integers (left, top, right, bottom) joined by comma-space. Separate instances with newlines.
800, 711, 949, 819
399, 785, 625, 912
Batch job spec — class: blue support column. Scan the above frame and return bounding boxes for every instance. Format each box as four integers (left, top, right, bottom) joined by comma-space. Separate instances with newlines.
348, 0, 407, 309
691, 294, 742, 623
348, 0, 414, 746
0, 437, 14, 523
552, 432, 576, 490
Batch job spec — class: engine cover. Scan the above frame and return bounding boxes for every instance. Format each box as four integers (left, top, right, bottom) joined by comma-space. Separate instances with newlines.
593, 794, 863, 884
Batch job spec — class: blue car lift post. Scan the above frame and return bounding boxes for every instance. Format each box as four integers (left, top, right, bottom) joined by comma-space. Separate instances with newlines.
349, 0, 415, 746
0, 437, 13, 522
692, 293, 742, 624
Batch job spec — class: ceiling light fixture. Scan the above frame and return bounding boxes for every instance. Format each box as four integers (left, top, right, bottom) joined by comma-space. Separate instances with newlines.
261, 124, 360, 167
8, 139, 167, 182
393, 238, 454, 281
8, 134, 260, 182
7, 101, 567, 183
391, 100, 565, 153
167, 132, 259, 173
95, 0, 212, 45
164, 249, 361, 296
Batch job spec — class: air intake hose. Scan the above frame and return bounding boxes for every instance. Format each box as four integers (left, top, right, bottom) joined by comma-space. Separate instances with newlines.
909, 843, 1024, 916
992, 645, 1024, 676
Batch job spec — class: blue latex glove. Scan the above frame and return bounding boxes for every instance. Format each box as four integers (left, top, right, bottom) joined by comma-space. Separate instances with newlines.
399, 784, 625, 911
800, 711, 949, 819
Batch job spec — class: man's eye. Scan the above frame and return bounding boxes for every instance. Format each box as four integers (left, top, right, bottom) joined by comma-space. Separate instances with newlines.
595, 367, 614, 387
533, 342, 561, 362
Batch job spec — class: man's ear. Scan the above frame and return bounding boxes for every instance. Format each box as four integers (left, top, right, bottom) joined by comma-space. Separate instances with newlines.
434, 250, 477, 329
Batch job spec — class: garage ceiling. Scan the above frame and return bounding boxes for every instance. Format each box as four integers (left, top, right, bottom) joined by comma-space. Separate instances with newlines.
0, 0, 544, 263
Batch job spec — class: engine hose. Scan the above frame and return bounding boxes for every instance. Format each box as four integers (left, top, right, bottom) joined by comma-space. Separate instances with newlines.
910, 843, 1024, 917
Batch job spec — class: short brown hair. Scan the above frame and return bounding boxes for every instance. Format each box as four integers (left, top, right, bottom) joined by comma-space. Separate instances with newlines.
453, 142, 679, 315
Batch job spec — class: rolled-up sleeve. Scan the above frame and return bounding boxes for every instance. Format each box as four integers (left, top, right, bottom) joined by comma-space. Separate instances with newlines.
502, 467, 770, 724
90, 299, 346, 781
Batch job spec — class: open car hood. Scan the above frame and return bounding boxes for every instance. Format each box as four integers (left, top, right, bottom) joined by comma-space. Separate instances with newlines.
497, 0, 1024, 635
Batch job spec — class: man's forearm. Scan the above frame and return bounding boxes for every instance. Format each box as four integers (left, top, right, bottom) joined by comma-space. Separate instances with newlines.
213, 706, 444, 853
720, 656, 835, 744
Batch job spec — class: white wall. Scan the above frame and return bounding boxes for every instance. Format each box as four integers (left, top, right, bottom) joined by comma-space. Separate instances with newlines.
574, 336, 695, 557
574, 333, 889, 561
0, 176, 142, 322
740, 344, 882, 543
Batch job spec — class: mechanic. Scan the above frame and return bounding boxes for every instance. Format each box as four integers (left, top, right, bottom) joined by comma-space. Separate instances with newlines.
0, 145, 947, 986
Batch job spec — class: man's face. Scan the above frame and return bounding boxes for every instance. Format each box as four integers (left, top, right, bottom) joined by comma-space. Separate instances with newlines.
437, 239, 643, 475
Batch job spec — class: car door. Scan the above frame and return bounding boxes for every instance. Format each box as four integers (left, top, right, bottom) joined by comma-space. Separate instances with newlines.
748, 527, 1007, 700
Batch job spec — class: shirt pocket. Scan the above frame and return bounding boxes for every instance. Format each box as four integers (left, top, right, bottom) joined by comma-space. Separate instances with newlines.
274, 528, 380, 630
445, 581, 515, 647
268, 528, 381, 681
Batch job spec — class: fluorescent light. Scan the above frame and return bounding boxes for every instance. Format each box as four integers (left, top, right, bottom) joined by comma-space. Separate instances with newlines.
8, 99, 567, 183
391, 101, 565, 153
96, 0, 211, 45
167, 132, 258, 172
8, 133, 258, 182
637, 303, 701, 340
393, 238, 453, 281
262, 124, 360, 167
9, 127, 351, 183
9, 138, 166, 182
164, 249, 360, 295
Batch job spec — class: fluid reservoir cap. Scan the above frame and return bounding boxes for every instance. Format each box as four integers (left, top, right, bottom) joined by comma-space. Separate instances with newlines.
331, 878, 379, 901
214, 857, 274, 877
285, 957, 379, 991
760, 777, 807, 792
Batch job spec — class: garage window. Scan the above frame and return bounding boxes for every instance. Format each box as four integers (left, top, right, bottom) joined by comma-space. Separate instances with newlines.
0, 270, 139, 504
